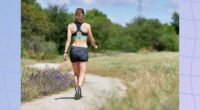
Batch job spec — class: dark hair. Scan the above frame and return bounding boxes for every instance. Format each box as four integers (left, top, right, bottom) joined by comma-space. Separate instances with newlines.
74, 8, 84, 24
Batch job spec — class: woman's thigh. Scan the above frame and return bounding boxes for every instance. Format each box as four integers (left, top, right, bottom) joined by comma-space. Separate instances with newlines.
79, 62, 87, 73
72, 62, 80, 75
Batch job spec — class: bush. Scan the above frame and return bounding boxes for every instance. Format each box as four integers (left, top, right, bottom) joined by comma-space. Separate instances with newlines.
125, 17, 178, 52
159, 25, 179, 51
40, 41, 58, 59
21, 67, 73, 102
22, 35, 58, 60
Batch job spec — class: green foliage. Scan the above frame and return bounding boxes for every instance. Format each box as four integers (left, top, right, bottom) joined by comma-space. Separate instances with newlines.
171, 12, 179, 34
21, 1, 179, 59
40, 41, 58, 59
21, 2, 72, 59
22, 34, 58, 60
22, 1, 54, 59
125, 17, 178, 51
22, 0, 36, 4
126, 18, 163, 51
21, 1, 49, 35
159, 24, 179, 51
45, 5, 73, 53
85, 9, 114, 50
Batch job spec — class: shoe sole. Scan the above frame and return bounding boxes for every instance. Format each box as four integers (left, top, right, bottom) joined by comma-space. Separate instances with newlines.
75, 93, 81, 100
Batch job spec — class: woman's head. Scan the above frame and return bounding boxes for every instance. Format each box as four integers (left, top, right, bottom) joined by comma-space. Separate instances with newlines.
74, 8, 84, 24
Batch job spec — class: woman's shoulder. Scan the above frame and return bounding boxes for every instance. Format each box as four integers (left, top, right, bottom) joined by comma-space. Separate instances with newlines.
67, 23, 75, 29
83, 22, 91, 28
68, 22, 75, 26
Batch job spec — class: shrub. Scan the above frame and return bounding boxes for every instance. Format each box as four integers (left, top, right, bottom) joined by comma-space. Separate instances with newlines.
21, 67, 73, 102
22, 35, 58, 60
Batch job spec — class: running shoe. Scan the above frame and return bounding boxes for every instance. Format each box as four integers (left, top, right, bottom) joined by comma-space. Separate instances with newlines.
74, 86, 81, 100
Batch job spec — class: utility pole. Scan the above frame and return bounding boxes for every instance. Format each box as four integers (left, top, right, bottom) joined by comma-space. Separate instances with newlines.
137, 0, 142, 17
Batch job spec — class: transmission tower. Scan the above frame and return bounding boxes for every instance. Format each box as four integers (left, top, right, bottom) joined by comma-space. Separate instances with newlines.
137, 0, 142, 17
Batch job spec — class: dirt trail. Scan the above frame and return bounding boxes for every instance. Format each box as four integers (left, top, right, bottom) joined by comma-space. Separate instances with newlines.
21, 63, 126, 110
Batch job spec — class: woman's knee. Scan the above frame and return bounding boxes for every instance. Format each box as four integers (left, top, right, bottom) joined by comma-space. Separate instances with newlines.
74, 72, 79, 77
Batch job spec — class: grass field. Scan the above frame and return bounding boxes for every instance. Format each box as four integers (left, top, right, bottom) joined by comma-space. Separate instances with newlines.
22, 51, 178, 109
86, 52, 179, 110
56, 51, 178, 110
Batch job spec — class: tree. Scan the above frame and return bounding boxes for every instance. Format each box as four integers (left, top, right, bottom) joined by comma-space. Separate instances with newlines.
125, 17, 178, 51
171, 12, 179, 34
22, 0, 36, 4
21, 4, 179, 59
126, 17, 164, 51
158, 24, 179, 51
45, 5, 73, 53
85, 9, 123, 51
21, 1, 57, 59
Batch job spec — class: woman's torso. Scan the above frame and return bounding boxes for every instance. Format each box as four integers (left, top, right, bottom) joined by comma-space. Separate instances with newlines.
70, 23, 89, 48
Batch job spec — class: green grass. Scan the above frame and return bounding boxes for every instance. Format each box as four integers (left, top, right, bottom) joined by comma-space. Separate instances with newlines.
86, 52, 178, 110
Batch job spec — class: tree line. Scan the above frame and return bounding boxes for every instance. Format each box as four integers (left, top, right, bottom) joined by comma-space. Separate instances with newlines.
22, 0, 179, 59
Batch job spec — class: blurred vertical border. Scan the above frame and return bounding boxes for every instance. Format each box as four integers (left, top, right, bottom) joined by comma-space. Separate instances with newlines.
0, 0, 21, 110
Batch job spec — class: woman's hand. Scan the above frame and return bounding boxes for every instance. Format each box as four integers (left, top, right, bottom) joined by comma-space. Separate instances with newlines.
94, 45, 98, 49
63, 53, 68, 61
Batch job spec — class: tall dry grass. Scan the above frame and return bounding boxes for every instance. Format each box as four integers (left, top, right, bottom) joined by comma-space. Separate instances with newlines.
86, 52, 178, 110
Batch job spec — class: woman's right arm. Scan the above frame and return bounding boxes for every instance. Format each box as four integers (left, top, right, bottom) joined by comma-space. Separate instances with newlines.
63, 24, 72, 61
88, 24, 98, 49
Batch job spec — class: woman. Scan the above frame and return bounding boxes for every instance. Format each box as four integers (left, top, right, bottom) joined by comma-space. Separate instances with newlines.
63, 8, 98, 100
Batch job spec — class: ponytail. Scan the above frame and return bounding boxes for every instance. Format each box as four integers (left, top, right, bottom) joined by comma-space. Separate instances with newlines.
74, 8, 84, 24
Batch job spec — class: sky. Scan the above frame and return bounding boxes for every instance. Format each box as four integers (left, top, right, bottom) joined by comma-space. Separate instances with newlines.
36, 0, 178, 26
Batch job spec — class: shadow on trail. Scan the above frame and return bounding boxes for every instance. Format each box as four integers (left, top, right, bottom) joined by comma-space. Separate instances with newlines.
55, 96, 86, 100
54, 97, 75, 100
